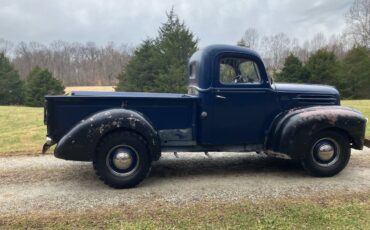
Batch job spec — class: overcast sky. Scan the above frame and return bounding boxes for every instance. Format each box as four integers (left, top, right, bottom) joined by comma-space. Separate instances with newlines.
0, 0, 353, 48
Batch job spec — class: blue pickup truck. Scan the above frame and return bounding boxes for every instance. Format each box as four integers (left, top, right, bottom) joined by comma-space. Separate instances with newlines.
43, 45, 367, 188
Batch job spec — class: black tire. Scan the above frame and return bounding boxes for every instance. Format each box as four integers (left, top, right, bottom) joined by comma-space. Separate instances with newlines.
93, 131, 151, 188
301, 130, 350, 177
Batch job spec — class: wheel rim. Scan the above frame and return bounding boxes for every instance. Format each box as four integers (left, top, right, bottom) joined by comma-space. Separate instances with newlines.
311, 138, 340, 167
106, 145, 139, 176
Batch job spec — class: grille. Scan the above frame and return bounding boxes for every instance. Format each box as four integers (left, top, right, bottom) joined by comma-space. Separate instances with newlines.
293, 94, 338, 105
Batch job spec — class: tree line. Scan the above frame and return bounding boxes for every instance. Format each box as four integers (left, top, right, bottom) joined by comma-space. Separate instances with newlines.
0, 53, 64, 106
0, 39, 131, 86
118, 0, 370, 98
1, 0, 369, 106
236, 0, 370, 99
277, 47, 370, 99
236, 29, 370, 99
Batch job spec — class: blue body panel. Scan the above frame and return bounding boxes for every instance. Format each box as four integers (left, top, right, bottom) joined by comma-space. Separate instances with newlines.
188, 45, 281, 145
46, 93, 198, 144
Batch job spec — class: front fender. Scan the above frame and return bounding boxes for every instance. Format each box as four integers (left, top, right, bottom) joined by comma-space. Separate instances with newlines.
266, 106, 367, 159
55, 109, 161, 161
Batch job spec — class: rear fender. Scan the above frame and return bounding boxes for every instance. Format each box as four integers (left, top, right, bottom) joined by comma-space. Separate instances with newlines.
54, 109, 161, 161
265, 106, 367, 159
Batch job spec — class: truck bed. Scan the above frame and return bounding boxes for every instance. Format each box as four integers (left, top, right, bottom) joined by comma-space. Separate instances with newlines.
45, 91, 198, 145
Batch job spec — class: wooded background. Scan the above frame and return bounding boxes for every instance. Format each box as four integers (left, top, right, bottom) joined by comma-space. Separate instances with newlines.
0, 40, 131, 86
0, 0, 369, 104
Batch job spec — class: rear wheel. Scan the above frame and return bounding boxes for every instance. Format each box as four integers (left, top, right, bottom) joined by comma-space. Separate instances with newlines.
302, 131, 350, 177
93, 131, 151, 188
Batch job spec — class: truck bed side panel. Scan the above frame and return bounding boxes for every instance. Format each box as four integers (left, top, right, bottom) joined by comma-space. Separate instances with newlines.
46, 96, 198, 144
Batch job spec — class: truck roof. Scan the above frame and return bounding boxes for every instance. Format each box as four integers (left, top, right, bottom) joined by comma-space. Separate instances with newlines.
188, 44, 265, 89
198, 44, 261, 58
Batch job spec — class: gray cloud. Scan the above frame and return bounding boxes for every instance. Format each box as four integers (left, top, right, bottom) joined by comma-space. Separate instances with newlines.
0, 0, 353, 48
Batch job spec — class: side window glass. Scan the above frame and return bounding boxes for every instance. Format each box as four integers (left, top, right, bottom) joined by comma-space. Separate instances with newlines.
189, 62, 197, 80
220, 60, 236, 83
219, 57, 261, 84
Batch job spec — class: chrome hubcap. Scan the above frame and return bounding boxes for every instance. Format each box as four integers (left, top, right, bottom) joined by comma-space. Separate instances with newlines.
106, 145, 139, 176
317, 142, 335, 161
112, 151, 133, 170
312, 138, 340, 167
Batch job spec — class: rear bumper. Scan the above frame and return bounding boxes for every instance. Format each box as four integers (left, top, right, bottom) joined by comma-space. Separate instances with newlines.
42, 137, 54, 154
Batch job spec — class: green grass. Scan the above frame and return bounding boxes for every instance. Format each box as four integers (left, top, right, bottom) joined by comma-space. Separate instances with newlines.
1, 197, 370, 229
0, 100, 369, 154
0, 106, 45, 154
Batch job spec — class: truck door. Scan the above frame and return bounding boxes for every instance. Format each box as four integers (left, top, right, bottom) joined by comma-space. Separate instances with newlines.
206, 55, 280, 146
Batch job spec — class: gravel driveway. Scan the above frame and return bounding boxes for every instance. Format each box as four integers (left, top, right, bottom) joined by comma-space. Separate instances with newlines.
1, 148, 370, 216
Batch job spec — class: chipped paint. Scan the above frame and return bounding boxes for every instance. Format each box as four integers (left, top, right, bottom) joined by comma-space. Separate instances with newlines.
296, 108, 357, 126
265, 105, 367, 159
127, 117, 140, 128
55, 108, 162, 161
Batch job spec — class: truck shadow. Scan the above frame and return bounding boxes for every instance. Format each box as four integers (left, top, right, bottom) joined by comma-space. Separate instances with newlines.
51, 153, 307, 188
149, 153, 305, 179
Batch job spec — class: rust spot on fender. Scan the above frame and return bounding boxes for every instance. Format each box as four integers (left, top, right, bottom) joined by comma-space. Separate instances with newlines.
297, 108, 357, 126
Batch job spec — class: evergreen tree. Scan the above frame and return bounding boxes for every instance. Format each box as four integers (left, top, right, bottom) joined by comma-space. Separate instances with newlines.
116, 9, 198, 93
339, 46, 370, 99
0, 53, 23, 105
306, 49, 340, 86
276, 54, 310, 83
117, 39, 159, 92
24, 67, 64, 107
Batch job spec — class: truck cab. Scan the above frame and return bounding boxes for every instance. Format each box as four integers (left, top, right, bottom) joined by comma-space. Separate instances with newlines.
188, 45, 281, 146
44, 45, 367, 188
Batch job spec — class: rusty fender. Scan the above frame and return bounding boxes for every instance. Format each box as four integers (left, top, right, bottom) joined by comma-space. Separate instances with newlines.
265, 106, 367, 159
54, 109, 161, 161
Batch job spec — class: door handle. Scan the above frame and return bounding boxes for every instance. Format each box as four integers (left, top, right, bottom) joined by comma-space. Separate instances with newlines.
216, 95, 226, 99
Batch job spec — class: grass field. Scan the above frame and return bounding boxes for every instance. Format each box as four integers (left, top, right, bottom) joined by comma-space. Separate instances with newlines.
64, 86, 115, 94
0, 100, 369, 154
2, 196, 370, 229
342, 100, 370, 136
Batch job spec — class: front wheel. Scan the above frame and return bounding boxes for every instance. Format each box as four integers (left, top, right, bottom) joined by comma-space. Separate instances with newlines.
301, 131, 350, 177
93, 131, 151, 188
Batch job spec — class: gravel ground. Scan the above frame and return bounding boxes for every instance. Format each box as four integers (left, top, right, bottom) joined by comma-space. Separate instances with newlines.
0, 148, 370, 216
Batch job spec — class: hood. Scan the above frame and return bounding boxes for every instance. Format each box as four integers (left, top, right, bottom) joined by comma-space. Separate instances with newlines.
274, 83, 339, 95
273, 83, 340, 109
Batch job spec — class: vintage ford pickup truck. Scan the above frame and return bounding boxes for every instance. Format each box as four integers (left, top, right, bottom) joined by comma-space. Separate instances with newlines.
43, 45, 367, 188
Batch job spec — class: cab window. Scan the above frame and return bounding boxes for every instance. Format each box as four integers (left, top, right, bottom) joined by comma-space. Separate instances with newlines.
219, 57, 261, 84
189, 62, 197, 80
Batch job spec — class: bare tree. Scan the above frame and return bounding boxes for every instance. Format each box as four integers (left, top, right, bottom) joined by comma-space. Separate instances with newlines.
8, 39, 131, 86
0, 38, 14, 56
238, 28, 259, 49
346, 0, 370, 47
327, 34, 351, 59
261, 33, 291, 71
310, 32, 327, 52
290, 38, 310, 63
